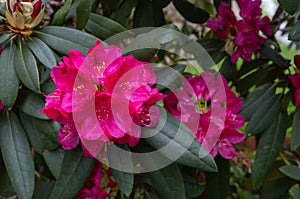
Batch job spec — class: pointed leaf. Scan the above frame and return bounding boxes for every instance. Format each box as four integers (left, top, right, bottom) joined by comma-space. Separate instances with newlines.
15, 43, 40, 93
0, 33, 12, 44
291, 107, 300, 151
142, 107, 217, 172
252, 111, 288, 189
49, 147, 94, 199
76, 0, 95, 30
148, 163, 185, 199
290, 185, 300, 199
51, 0, 72, 25
26, 37, 57, 69
43, 149, 65, 179
0, 44, 19, 108
173, 0, 209, 23
0, 111, 35, 199
35, 26, 99, 55
279, 165, 300, 181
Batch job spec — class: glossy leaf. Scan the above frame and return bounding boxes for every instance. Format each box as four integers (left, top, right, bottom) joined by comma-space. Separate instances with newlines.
0, 33, 12, 45
206, 156, 230, 199
110, 0, 138, 27
0, 111, 35, 199
278, 0, 300, 14
279, 165, 300, 181
290, 185, 300, 199
36, 120, 61, 150
18, 92, 49, 120
85, 13, 128, 40
43, 149, 65, 179
76, 0, 95, 29
26, 37, 57, 69
142, 107, 217, 172
19, 112, 44, 154
260, 45, 288, 68
108, 145, 134, 197
261, 177, 294, 199
51, 0, 72, 25
35, 26, 99, 55
15, 43, 40, 93
246, 94, 281, 136
148, 163, 185, 199
32, 180, 54, 199
173, 0, 210, 23
252, 111, 288, 189
0, 44, 19, 108
0, 156, 11, 193
49, 147, 94, 199
291, 107, 300, 151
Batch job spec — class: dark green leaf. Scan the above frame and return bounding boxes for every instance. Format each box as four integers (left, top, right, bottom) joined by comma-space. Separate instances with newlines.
261, 177, 294, 199
148, 163, 185, 199
43, 149, 65, 179
111, 0, 139, 27
51, 0, 72, 25
0, 156, 11, 193
143, 106, 217, 172
18, 92, 49, 120
252, 111, 288, 189
240, 83, 275, 120
133, 0, 166, 28
85, 13, 128, 40
26, 37, 57, 69
206, 156, 230, 199
36, 120, 61, 150
154, 65, 185, 91
19, 112, 44, 154
0, 33, 12, 45
108, 145, 134, 197
260, 44, 288, 68
246, 94, 281, 136
76, 0, 95, 29
0, 44, 19, 108
278, 0, 300, 14
290, 21, 300, 41
35, 26, 99, 55
290, 184, 300, 199
291, 107, 300, 151
173, 0, 210, 23
220, 56, 237, 80
33, 180, 54, 199
15, 43, 40, 93
182, 168, 205, 198
49, 147, 94, 199
279, 165, 300, 181
0, 111, 35, 199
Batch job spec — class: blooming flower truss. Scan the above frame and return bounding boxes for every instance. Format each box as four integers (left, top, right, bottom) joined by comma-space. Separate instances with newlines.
5, 0, 44, 36
0, 101, 3, 110
42, 41, 164, 155
206, 0, 271, 63
164, 72, 245, 159
289, 55, 300, 107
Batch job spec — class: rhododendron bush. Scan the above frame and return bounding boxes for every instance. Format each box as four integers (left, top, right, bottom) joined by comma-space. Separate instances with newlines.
0, 0, 300, 198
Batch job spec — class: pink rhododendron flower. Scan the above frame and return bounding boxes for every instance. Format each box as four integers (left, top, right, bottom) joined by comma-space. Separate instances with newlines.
42, 41, 164, 153
206, 0, 271, 63
0, 101, 4, 110
289, 74, 300, 107
164, 72, 245, 159
77, 161, 109, 199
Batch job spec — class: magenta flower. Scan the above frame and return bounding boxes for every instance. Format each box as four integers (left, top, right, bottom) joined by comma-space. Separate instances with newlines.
164, 72, 245, 159
0, 101, 4, 110
42, 41, 164, 152
289, 73, 300, 107
206, 0, 271, 63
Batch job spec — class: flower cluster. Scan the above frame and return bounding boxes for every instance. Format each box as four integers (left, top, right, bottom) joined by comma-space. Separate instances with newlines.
289, 55, 300, 107
164, 72, 245, 159
42, 41, 164, 154
5, 0, 44, 35
0, 101, 4, 110
206, 0, 271, 63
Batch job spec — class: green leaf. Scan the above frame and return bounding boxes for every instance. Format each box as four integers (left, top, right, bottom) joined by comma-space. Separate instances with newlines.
15, 43, 40, 93
290, 21, 300, 41
49, 147, 94, 199
181, 168, 205, 198
260, 44, 288, 68
279, 165, 300, 181
240, 83, 275, 120
252, 111, 288, 189
148, 163, 185, 199
0, 44, 19, 108
291, 107, 300, 151
26, 37, 57, 69
51, 0, 72, 25
35, 26, 99, 55
110, 0, 139, 28
19, 112, 44, 154
133, 0, 166, 28
36, 120, 61, 150
246, 94, 281, 136
18, 92, 49, 120
261, 177, 294, 199
76, 0, 95, 30
33, 180, 54, 199
108, 144, 134, 197
205, 156, 230, 199
0, 156, 11, 193
173, 0, 210, 23
142, 106, 217, 172
278, 0, 300, 14
290, 184, 300, 199
0, 33, 12, 45
85, 13, 128, 40
43, 149, 65, 179
0, 111, 35, 199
